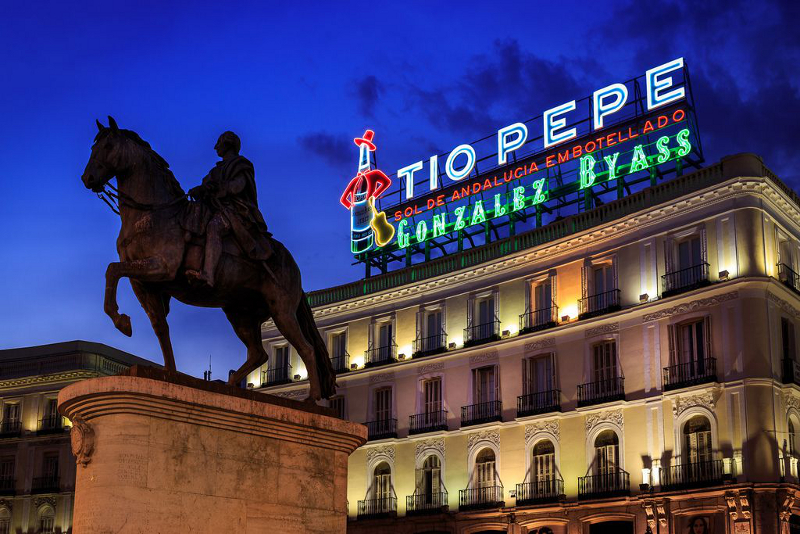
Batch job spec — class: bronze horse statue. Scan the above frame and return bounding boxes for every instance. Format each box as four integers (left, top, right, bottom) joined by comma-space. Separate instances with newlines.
81, 117, 335, 401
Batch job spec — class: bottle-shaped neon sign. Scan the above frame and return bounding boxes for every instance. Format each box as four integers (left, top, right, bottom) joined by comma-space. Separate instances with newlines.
340, 130, 392, 254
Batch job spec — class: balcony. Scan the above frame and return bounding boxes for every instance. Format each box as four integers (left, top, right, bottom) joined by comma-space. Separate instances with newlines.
261, 364, 292, 387
577, 377, 625, 407
365, 343, 398, 368
406, 491, 448, 515
517, 389, 561, 417
357, 496, 397, 519
459, 485, 504, 511
578, 469, 630, 500
661, 459, 725, 490
0, 477, 15, 496
662, 262, 710, 298
0, 420, 21, 438
365, 418, 397, 441
579, 289, 621, 320
663, 357, 717, 391
515, 477, 563, 506
519, 305, 558, 335
413, 333, 447, 358
779, 263, 800, 293
783, 358, 800, 386
464, 320, 500, 348
37, 415, 65, 435
330, 352, 350, 374
461, 401, 502, 427
409, 410, 448, 435
31, 475, 60, 494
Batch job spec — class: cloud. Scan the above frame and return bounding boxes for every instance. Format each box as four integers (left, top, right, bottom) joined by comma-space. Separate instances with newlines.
297, 131, 351, 167
351, 75, 384, 117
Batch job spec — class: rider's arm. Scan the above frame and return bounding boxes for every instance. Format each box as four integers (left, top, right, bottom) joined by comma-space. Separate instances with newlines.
218, 175, 246, 197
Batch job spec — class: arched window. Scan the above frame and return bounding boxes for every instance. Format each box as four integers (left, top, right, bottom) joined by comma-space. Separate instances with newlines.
790, 418, 797, 456
0, 508, 9, 534
594, 430, 619, 475
475, 448, 496, 488
38, 505, 55, 534
373, 461, 392, 501
532, 440, 556, 493
416, 455, 442, 503
683, 415, 712, 464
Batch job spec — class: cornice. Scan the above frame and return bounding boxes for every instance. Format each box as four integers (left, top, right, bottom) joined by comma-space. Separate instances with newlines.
0, 371, 99, 390
267, 176, 780, 329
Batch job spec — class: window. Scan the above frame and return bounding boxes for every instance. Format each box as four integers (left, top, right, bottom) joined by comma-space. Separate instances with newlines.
783, 318, 797, 362
532, 440, 556, 488
373, 462, 392, 503
38, 506, 55, 534
593, 264, 614, 296
789, 419, 797, 456
330, 331, 347, 359
374, 387, 392, 421
683, 415, 712, 464
583, 261, 618, 314
677, 236, 702, 271
473, 366, 497, 404
475, 448, 496, 488
467, 293, 499, 343
274, 346, 289, 369
423, 309, 444, 352
523, 354, 553, 395
43, 454, 59, 481
780, 239, 796, 270
594, 430, 619, 475
593, 341, 618, 386
329, 396, 345, 419
422, 378, 442, 414
417, 455, 441, 499
3, 403, 19, 424
531, 279, 554, 327
42, 398, 59, 429
0, 508, 9, 534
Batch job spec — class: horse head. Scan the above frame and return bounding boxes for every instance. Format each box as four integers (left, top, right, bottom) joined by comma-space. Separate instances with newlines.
82, 116, 131, 192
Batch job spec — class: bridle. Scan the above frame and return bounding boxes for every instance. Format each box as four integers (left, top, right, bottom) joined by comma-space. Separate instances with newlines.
96, 181, 187, 215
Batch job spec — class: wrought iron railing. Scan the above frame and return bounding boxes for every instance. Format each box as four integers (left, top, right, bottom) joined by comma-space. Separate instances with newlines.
515, 477, 563, 505
365, 418, 397, 441
578, 469, 630, 499
517, 389, 560, 417
0, 477, 14, 496
409, 410, 448, 435
461, 400, 502, 427
577, 377, 625, 407
519, 305, 558, 334
31, 475, 60, 494
357, 496, 397, 519
261, 364, 292, 386
464, 320, 500, 347
412, 333, 447, 358
784, 358, 800, 386
330, 352, 350, 373
365, 343, 398, 367
459, 485, 504, 510
37, 416, 64, 434
661, 459, 725, 490
406, 491, 448, 515
0, 420, 21, 437
663, 357, 717, 390
779, 263, 800, 293
662, 262, 710, 296
579, 289, 621, 319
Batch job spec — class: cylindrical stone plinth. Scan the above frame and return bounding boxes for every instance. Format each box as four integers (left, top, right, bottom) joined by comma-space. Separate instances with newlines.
58, 369, 366, 533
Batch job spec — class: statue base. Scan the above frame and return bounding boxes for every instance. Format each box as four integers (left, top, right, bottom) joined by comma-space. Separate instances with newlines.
58, 366, 366, 533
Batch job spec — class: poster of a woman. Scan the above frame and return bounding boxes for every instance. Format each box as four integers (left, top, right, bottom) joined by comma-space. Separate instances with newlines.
687, 516, 710, 534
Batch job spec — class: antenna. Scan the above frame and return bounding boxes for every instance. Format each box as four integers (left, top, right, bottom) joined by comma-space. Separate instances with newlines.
204, 354, 212, 381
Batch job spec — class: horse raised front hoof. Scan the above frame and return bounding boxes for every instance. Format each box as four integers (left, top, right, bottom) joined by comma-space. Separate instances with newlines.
114, 314, 132, 337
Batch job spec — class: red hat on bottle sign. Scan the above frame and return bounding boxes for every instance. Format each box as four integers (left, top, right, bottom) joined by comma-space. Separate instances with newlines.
354, 129, 376, 151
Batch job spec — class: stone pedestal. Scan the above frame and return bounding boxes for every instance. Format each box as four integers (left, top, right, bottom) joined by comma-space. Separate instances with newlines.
58, 367, 366, 533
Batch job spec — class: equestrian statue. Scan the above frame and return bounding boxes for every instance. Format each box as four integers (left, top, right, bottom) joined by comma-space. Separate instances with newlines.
81, 116, 336, 401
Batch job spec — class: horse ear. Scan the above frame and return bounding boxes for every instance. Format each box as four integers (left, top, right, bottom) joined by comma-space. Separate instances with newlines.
96, 119, 105, 131
108, 116, 119, 130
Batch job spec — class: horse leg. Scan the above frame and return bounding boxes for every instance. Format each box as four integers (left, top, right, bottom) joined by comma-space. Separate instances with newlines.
130, 281, 177, 372
104, 257, 172, 337
224, 308, 269, 387
271, 309, 321, 402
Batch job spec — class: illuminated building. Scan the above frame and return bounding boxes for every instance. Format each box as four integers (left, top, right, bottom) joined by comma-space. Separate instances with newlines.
255, 153, 800, 533
0, 341, 155, 533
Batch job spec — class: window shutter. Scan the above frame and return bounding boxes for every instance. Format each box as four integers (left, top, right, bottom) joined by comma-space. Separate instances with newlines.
368, 322, 374, 350
612, 257, 618, 291
581, 264, 588, 301
415, 468, 424, 494
550, 273, 557, 311
493, 290, 500, 322
703, 316, 712, 360
432, 467, 441, 495
667, 324, 677, 366
494, 365, 500, 403
665, 238, 674, 275
524, 279, 531, 315
522, 358, 530, 396
416, 309, 423, 341
467, 296, 474, 329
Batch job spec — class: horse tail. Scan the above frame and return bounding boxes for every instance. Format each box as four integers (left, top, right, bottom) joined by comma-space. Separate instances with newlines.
297, 293, 336, 399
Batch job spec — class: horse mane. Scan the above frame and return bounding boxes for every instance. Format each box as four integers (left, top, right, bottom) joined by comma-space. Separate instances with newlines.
96, 128, 186, 197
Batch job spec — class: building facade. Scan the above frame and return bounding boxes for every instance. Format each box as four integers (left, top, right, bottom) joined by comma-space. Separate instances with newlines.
0, 341, 154, 534
255, 154, 800, 533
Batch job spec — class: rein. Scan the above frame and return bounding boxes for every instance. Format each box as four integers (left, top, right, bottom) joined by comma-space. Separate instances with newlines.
97, 181, 187, 215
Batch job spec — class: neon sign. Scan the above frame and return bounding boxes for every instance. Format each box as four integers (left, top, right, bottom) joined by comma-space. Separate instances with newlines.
340, 130, 394, 253
343, 58, 702, 266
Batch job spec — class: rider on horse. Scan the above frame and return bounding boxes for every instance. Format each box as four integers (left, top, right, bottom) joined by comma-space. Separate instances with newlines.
186, 131, 273, 288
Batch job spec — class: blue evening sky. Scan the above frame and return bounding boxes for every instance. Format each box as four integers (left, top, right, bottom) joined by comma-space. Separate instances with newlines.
0, 1, 797, 377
